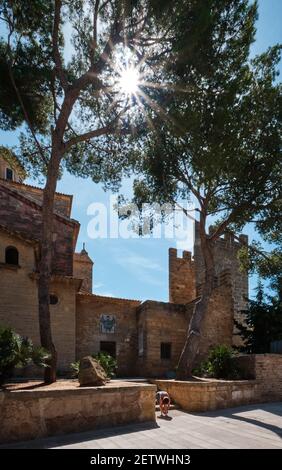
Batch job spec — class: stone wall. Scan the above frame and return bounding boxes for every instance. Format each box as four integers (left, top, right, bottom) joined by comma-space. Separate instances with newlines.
0, 182, 77, 276
0, 230, 78, 370
196, 271, 234, 364
194, 223, 248, 346
169, 248, 196, 304
137, 276, 234, 377
152, 379, 258, 412
152, 354, 282, 413
137, 300, 188, 377
0, 382, 156, 444
73, 250, 93, 293
236, 354, 282, 402
76, 294, 141, 376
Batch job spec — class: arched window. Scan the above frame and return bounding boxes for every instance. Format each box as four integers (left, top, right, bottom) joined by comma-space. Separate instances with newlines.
6, 168, 14, 181
49, 294, 59, 305
5, 246, 19, 265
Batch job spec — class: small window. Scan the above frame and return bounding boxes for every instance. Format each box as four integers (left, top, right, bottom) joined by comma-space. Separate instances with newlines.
161, 342, 171, 360
50, 294, 59, 305
5, 246, 19, 265
6, 168, 14, 181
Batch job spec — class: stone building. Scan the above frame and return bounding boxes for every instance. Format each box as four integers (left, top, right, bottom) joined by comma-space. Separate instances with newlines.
0, 153, 248, 377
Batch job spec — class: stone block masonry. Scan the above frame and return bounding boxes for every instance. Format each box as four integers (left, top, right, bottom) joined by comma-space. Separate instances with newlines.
194, 223, 248, 346
0, 382, 157, 444
236, 354, 282, 402
137, 273, 234, 377
73, 248, 93, 293
0, 230, 79, 370
151, 354, 282, 413
0, 183, 78, 276
169, 248, 196, 304
152, 378, 258, 412
76, 294, 141, 376
0, 153, 251, 380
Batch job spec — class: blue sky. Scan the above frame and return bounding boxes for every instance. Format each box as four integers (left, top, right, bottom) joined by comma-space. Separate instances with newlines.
0, 0, 281, 301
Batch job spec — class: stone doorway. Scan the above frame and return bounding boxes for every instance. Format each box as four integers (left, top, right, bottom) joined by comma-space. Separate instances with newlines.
100, 341, 116, 358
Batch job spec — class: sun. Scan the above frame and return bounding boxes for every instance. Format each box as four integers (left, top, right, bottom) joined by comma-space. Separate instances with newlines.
118, 66, 139, 95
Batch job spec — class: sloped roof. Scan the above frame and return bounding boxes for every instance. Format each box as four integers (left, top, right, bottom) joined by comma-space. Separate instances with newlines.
0, 178, 73, 217
0, 223, 39, 245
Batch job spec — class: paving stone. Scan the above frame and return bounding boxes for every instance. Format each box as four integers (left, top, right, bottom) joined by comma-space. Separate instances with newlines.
2, 402, 281, 449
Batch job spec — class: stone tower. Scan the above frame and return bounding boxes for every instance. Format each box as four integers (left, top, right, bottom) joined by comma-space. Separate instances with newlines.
73, 244, 94, 293
169, 248, 196, 304
168, 222, 248, 344
193, 222, 248, 338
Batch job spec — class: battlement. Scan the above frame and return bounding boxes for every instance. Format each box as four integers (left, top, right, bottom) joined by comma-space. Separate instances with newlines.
169, 247, 193, 262
207, 225, 248, 248
169, 248, 196, 304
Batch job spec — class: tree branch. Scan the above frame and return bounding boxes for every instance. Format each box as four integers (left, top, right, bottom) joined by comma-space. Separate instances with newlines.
53, 0, 68, 91
63, 124, 115, 151
63, 102, 131, 152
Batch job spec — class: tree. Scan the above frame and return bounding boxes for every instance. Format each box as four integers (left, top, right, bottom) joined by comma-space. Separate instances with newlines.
0, 0, 206, 382
128, 0, 281, 377
235, 281, 282, 353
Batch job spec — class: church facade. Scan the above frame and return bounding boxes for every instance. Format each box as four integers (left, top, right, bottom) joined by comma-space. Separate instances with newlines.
0, 154, 248, 377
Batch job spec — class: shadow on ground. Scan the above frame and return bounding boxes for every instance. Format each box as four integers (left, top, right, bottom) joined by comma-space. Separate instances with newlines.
191, 402, 282, 439
0, 421, 160, 449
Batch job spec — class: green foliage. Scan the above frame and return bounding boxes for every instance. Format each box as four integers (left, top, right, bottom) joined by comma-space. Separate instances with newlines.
0, 0, 201, 180
0, 326, 50, 385
70, 360, 80, 378
0, 1, 54, 132
70, 352, 117, 379
129, 1, 281, 251
93, 352, 117, 378
0, 146, 27, 179
193, 345, 240, 380
235, 281, 282, 353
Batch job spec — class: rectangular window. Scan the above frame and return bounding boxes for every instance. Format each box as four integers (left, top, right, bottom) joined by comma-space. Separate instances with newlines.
6, 168, 13, 181
100, 341, 116, 358
161, 342, 171, 360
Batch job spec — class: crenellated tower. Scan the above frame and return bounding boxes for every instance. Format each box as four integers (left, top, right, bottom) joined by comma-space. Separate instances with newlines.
169, 222, 248, 345
169, 248, 196, 304
193, 222, 248, 330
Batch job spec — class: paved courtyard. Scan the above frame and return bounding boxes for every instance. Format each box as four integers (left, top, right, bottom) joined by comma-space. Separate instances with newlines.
2, 402, 282, 449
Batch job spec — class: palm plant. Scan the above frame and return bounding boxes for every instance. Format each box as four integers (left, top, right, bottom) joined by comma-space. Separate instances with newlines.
0, 326, 50, 385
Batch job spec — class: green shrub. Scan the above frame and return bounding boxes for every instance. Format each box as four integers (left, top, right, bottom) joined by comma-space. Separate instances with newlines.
70, 360, 80, 378
70, 352, 117, 379
93, 352, 117, 378
0, 326, 50, 385
193, 345, 240, 380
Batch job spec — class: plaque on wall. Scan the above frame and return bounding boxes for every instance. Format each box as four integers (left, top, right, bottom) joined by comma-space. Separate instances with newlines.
100, 314, 116, 334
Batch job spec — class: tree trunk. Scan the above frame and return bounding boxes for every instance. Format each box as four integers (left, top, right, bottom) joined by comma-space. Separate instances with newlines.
176, 220, 215, 379
38, 137, 62, 384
